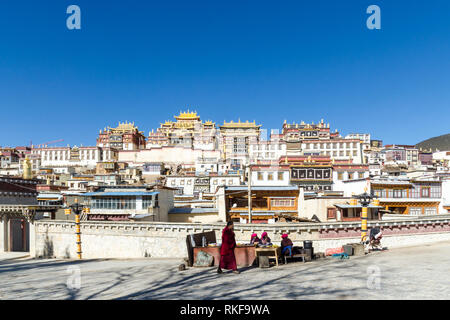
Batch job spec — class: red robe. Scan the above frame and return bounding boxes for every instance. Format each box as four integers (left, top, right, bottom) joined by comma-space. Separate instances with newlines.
219, 227, 237, 270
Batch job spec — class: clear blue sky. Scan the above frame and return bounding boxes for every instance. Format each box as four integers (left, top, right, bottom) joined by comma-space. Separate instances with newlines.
1, 0, 449, 147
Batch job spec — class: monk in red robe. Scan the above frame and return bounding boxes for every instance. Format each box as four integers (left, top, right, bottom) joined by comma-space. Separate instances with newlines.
217, 221, 239, 274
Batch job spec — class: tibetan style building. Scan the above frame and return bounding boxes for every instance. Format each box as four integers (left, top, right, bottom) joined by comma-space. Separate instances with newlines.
281, 119, 365, 164
147, 111, 217, 150
219, 119, 261, 170
371, 177, 442, 216
97, 121, 146, 150
281, 155, 333, 191
223, 185, 300, 223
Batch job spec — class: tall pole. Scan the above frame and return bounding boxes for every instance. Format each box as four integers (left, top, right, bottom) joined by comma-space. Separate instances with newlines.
75, 209, 82, 259
248, 165, 252, 224
361, 205, 368, 243
73, 198, 83, 259
355, 191, 372, 244
68, 198, 89, 260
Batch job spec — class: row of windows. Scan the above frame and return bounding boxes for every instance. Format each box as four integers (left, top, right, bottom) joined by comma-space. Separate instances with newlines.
372, 186, 441, 199
170, 179, 235, 186
252, 152, 277, 159
40, 151, 99, 161
409, 207, 437, 215
257, 172, 284, 181
326, 150, 358, 157
304, 142, 359, 150
251, 144, 284, 151
89, 196, 158, 210
270, 198, 295, 207
337, 172, 365, 180
90, 197, 137, 210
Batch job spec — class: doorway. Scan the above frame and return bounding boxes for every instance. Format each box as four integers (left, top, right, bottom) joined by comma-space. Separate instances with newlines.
9, 218, 29, 252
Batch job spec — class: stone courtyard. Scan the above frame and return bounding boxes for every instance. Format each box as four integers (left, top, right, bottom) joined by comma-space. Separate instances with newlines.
1, 240, 449, 300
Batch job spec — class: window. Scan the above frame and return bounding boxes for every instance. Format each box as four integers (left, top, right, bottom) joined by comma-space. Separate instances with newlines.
271, 198, 295, 207
424, 207, 436, 215
358, 172, 364, 179
257, 172, 263, 180
421, 187, 430, 198
347, 172, 353, 180
277, 172, 284, 180
327, 207, 336, 219
373, 189, 387, 198
393, 189, 403, 198
142, 196, 153, 209
338, 173, 343, 180
409, 207, 422, 215
154, 194, 159, 208
267, 172, 274, 181
90, 197, 136, 210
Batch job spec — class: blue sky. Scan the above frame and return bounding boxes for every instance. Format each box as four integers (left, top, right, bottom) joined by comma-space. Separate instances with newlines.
1, 0, 449, 147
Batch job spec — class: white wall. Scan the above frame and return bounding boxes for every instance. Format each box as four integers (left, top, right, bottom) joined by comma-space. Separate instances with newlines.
439, 179, 450, 214
31, 217, 450, 259
119, 147, 220, 165
333, 178, 369, 197
251, 171, 290, 186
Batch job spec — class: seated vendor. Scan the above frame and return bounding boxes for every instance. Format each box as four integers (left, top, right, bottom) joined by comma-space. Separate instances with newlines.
260, 232, 272, 246
280, 233, 293, 256
250, 233, 261, 245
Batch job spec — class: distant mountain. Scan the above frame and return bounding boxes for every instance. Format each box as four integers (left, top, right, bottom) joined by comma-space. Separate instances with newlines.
416, 133, 450, 152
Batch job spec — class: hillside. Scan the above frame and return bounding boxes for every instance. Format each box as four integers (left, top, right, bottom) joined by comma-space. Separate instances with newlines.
416, 133, 450, 152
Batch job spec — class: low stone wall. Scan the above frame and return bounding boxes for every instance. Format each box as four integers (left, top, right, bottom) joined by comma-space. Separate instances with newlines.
32, 215, 450, 259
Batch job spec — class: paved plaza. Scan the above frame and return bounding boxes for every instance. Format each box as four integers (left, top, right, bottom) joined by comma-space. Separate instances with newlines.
1, 240, 449, 300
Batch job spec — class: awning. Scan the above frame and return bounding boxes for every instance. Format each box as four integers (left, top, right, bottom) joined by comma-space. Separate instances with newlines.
334, 204, 383, 209
84, 191, 159, 197
129, 213, 154, 219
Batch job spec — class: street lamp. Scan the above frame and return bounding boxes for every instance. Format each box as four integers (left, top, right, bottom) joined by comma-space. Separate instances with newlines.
353, 191, 374, 243
65, 198, 90, 259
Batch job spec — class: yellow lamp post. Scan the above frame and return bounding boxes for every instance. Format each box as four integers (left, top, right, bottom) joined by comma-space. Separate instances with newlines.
353, 192, 374, 243
65, 198, 90, 259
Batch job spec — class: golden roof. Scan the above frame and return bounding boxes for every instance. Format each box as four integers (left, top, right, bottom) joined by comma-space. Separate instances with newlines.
107, 121, 140, 133
174, 110, 200, 120
221, 119, 261, 128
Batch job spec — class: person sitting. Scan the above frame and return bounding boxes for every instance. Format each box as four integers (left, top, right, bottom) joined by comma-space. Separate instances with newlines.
260, 232, 272, 246
250, 233, 261, 245
280, 233, 293, 256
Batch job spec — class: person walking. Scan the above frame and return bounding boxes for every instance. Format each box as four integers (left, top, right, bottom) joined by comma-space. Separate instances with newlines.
217, 221, 239, 274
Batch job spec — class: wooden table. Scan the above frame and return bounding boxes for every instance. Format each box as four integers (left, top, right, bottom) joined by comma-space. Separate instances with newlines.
255, 247, 281, 267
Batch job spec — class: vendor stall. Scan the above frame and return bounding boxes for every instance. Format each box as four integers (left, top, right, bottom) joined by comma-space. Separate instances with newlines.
193, 244, 257, 267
